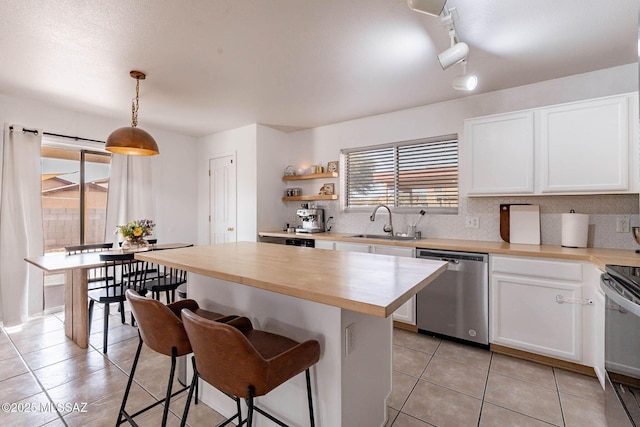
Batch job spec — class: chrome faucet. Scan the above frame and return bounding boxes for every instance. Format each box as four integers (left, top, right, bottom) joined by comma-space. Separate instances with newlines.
370, 204, 394, 236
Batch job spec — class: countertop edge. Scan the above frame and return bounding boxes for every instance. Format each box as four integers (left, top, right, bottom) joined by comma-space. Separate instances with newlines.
258, 231, 640, 270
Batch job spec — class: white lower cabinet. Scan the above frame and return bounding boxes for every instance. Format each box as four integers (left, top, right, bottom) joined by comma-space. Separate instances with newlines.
314, 239, 335, 250
592, 286, 606, 387
490, 255, 587, 363
583, 264, 606, 388
372, 246, 417, 325
334, 241, 372, 253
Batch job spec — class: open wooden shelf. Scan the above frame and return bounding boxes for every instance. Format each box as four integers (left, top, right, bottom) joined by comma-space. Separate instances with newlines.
283, 172, 338, 181
282, 195, 339, 202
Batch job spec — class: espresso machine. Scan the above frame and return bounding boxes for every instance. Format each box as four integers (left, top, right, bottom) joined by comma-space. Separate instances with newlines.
295, 208, 325, 233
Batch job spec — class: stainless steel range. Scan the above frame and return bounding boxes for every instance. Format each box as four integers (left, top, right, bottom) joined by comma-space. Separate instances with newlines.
601, 264, 640, 426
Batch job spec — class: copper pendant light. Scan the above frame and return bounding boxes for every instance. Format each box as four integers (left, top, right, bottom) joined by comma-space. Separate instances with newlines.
105, 71, 159, 156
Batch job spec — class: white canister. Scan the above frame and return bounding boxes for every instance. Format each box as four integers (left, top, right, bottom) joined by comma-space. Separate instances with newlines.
561, 211, 589, 248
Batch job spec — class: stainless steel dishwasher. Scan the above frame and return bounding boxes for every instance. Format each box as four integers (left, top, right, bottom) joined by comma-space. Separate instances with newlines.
416, 249, 489, 346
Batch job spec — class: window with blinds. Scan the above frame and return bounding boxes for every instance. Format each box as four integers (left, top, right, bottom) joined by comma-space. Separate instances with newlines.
343, 134, 458, 212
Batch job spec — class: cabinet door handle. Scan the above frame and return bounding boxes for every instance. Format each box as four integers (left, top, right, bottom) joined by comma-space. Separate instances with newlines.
227, 227, 235, 232
556, 295, 593, 305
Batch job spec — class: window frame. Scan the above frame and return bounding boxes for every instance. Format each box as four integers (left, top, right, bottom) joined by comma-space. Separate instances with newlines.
341, 134, 459, 214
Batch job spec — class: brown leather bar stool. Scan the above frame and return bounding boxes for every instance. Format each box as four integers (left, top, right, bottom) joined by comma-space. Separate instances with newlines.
180, 310, 321, 427
117, 290, 237, 427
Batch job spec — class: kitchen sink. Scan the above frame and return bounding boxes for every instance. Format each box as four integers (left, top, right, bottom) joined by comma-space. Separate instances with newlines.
349, 234, 420, 241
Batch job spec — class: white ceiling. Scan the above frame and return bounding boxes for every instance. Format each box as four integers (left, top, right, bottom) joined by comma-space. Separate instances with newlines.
1, 0, 637, 137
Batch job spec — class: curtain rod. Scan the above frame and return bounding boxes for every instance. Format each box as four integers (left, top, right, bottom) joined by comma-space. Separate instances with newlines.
9, 126, 105, 144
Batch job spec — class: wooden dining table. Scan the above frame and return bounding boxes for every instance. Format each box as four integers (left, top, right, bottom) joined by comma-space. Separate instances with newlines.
25, 243, 192, 348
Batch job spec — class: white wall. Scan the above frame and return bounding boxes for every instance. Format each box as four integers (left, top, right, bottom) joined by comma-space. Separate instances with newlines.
284, 64, 640, 249
256, 125, 293, 233
196, 124, 258, 243
0, 93, 200, 244
147, 127, 199, 244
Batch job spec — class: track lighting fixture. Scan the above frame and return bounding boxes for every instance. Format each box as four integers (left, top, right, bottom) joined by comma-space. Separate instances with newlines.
407, 2, 478, 92
438, 41, 469, 69
406, 0, 447, 17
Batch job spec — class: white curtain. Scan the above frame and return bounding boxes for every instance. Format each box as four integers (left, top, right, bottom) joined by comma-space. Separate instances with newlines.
105, 154, 156, 246
0, 124, 44, 326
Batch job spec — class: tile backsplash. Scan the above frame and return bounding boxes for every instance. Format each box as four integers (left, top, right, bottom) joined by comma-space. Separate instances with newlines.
285, 194, 640, 250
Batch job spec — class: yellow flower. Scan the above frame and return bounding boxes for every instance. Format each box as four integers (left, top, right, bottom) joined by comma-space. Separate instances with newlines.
133, 227, 143, 237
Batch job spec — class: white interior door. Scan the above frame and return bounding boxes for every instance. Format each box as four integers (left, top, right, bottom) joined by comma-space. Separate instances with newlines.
209, 154, 237, 244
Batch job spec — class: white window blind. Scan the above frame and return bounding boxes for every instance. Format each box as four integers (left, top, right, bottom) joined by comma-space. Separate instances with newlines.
343, 135, 458, 212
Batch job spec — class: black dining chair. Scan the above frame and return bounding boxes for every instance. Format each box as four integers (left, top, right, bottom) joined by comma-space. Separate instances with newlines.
88, 252, 147, 353
141, 262, 187, 304
65, 243, 114, 290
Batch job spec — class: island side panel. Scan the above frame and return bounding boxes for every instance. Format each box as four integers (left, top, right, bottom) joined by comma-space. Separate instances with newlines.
187, 272, 343, 426
341, 309, 393, 426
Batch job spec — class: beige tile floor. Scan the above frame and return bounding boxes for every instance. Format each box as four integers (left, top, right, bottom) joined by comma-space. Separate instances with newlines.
0, 304, 228, 427
0, 306, 605, 427
388, 329, 606, 427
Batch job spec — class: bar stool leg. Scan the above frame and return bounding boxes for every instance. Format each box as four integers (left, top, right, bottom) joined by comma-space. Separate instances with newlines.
306, 368, 315, 427
180, 358, 243, 427
180, 357, 198, 427
117, 334, 144, 426
160, 348, 178, 426
194, 358, 199, 405
246, 386, 255, 427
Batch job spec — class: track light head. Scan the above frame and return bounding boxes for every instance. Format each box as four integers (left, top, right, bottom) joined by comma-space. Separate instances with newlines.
452, 73, 478, 91
407, 0, 447, 17
451, 60, 477, 91
438, 42, 469, 69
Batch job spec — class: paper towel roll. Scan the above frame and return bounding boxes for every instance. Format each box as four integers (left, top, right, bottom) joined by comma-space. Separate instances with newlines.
561, 213, 589, 248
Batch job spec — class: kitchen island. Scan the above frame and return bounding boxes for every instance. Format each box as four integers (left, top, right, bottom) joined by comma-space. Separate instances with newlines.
135, 242, 446, 426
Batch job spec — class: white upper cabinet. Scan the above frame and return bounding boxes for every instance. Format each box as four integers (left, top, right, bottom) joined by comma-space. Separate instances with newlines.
465, 93, 637, 196
539, 96, 629, 193
467, 111, 535, 195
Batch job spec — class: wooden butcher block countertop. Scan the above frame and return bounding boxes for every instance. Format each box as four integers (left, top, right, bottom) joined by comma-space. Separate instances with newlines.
135, 242, 448, 318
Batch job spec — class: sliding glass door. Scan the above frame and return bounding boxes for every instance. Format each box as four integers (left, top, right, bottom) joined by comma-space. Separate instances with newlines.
41, 146, 111, 254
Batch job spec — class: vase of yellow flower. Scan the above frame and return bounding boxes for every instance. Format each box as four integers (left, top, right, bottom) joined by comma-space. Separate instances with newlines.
115, 219, 155, 252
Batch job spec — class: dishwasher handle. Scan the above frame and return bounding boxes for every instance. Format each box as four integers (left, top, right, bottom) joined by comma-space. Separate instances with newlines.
417, 249, 488, 263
